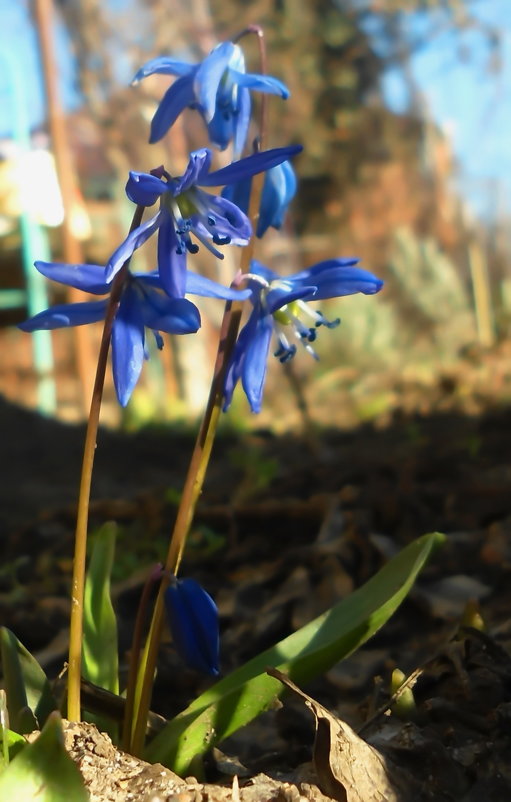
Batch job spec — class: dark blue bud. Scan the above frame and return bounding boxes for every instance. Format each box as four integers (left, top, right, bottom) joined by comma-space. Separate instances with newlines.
164, 578, 220, 676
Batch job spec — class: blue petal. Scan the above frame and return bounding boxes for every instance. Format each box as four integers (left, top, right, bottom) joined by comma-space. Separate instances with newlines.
257, 174, 279, 237
141, 270, 250, 301
194, 41, 235, 121
221, 161, 297, 238
209, 194, 252, 243
241, 312, 274, 413
19, 300, 107, 331
220, 177, 251, 217
266, 284, 317, 314
267, 161, 296, 228
223, 312, 256, 411
206, 104, 236, 152
141, 292, 201, 333
185, 271, 250, 300
233, 85, 251, 158
149, 74, 196, 144
34, 261, 110, 295
111, 285, 145, 406
157, 214, 187, 297
257, 161, 297, 237
172, 149, 212, 195
192, 191, 251, 244
229, 69, 289, 99
281, 160, 298, 207
126, 172, 166, 206
306, 266, 384, 300
132, 56, 195, 84
290, 258, 360, 282
133, 271, 165, 289
105, 213, 163, 282
249, 259, 279, 283
164, 578, 220, 676
201, 145, 302, 187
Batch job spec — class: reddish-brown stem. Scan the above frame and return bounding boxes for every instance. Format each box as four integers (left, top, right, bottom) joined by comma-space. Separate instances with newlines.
232, 25, 269, 148
67, 204, 145, 721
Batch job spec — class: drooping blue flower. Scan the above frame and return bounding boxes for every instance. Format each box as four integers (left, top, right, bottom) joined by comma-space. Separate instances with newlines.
223, 259, 384, 413
113, 144, 302, 299
222, 159, 297, 238
164, 577, 220, 676
19, 260, 249, 407
133, 41, 289, 155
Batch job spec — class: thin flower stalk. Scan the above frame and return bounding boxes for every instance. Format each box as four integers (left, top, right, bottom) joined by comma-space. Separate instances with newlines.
67, 204, 144, 722
129, 29, 271, 755
129, 292, 239, 754
233, 25, 269, 152
122, 564, 163, 751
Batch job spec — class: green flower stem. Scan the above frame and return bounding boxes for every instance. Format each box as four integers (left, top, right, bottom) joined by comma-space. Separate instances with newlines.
129, 298, 240, 755
129, 32, 270, 757
122, 564, 163, 750
67, 205, 145, 722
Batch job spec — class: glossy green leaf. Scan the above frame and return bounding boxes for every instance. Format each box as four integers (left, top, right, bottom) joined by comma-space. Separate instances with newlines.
146, 532, 444, 773
0, 628, 57, 733
0, 713, 88, 801
83, 522, 119, 694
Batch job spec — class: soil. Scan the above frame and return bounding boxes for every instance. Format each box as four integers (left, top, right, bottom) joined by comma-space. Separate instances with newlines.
2, 346, 511, 801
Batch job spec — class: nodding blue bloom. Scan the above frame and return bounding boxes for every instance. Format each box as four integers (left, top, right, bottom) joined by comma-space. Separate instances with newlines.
164, 577, 220, 676
113, 144, 302, 298
223, 259, 384, 414
222, 160, 297, 238
133, 41, 289, 155
19, 260, 249, 407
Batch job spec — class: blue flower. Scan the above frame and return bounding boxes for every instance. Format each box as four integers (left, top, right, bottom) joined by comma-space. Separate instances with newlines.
222, 159, 297, 238
223, 259, 384, 413
133, 41, 289, 154
19, 260, 249, 407
164, 577, 220, 676
113, 145, 301, 298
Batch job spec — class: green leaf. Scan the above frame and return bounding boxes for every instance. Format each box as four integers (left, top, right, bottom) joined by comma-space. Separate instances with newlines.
83, 522, 119, 695
145, 532, 444, 773
0, 713, 88, 801
0, 726, 26, 770
0, 629, 58, 733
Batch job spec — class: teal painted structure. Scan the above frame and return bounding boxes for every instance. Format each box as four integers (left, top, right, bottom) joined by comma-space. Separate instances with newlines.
0, 45, 56, 413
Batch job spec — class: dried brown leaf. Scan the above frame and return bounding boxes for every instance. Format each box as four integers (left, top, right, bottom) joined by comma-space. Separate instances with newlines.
268, 668, 419, 802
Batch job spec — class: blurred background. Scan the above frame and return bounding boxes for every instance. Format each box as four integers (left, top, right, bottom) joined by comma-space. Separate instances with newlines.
1, 0, 511, 431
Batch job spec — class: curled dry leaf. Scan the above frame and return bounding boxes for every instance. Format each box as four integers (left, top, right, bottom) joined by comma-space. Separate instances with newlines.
267, 668, 419, 802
